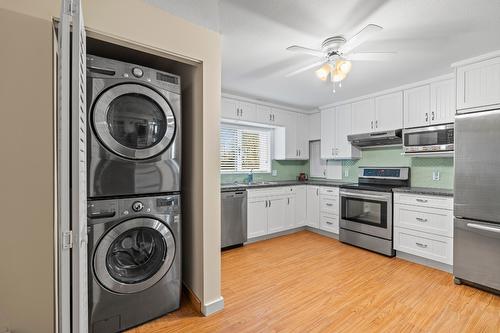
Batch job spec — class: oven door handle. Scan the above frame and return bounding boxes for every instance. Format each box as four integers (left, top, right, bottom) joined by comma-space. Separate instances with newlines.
340, 191, 390, 201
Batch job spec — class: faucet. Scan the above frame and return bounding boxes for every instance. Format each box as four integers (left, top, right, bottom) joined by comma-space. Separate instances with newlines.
246, 169, 254, 184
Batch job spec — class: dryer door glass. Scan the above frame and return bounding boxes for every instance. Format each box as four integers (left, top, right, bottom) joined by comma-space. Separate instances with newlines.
107, 94, 167, 150
93, 83, 176, 160
106, 227, 166, 284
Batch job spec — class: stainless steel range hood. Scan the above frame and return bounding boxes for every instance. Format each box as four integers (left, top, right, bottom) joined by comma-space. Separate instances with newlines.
347, 129, 402, 148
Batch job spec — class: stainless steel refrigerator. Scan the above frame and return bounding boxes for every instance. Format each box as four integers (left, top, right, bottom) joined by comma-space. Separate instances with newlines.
454, 109, 500, 292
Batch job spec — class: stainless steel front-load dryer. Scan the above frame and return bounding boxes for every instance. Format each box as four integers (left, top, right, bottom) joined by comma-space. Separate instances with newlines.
88, 194, 181, 332
87, 55, 181, 198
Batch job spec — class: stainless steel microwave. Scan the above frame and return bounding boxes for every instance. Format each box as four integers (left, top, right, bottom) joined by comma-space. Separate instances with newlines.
403, 123, 454, 153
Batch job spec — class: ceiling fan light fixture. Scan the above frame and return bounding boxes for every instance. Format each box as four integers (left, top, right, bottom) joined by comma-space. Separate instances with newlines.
315, 63, 331, 81
331, 69, 346, 82
336, 60, 352, 74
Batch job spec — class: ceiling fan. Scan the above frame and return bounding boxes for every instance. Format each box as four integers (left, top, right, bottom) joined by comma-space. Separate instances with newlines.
286, 24, 395, 92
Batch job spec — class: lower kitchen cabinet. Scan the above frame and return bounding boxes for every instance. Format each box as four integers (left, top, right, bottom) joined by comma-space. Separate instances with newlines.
247, 198, 268, 238
320, 213, 339, 234
306, 186, 320, 228
394, 193, 454, 264
247, 186, 307, 239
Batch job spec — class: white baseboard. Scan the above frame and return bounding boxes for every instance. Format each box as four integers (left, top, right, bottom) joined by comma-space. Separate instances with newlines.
201, 296, 224, 316
306, 226, 339, 240
396, 251, 453, 273
246, 226, 306, 243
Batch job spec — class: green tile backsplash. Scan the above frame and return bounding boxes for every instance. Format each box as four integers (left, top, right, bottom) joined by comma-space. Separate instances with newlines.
341, 147, 454, 189
220, 147, 453, 189
220, 160, 309, 184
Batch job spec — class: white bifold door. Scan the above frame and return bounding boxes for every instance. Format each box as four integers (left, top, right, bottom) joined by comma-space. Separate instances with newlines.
57, 0, 88, 332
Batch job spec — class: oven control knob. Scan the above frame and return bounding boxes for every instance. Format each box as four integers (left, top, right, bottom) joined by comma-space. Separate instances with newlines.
132, 67, 144, 78
132, 201, 144, 212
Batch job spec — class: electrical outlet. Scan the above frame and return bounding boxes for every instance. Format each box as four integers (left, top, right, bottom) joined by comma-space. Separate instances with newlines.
272, 169, 278, 177
344, 169, 349, 178
432, 170, 440, 181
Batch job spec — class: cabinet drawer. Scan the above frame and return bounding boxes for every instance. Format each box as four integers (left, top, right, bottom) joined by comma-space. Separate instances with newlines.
247, 187, 286, 199
320, 196, 338, 214
394, 227, 453, 264
394, 193, 453, 210
319, 187, 339, 197
320, 214, 339, 234
394, 204, 453, 237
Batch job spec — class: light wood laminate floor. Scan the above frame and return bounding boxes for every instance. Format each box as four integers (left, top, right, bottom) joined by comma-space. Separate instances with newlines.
130, 231, 500, 333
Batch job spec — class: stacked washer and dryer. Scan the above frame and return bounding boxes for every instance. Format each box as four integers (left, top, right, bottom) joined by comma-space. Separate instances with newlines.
86, 55, 182, 332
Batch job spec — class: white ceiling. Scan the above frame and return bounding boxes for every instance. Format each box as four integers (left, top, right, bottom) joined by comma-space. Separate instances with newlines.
148, 0, 500, 109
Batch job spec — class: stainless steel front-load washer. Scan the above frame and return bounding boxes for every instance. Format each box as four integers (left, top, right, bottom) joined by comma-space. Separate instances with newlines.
86, 55, 181, 198
87, 194, 181, 333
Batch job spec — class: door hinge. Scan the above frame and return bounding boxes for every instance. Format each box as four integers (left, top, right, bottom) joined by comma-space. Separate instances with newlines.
62, 230, 73, 249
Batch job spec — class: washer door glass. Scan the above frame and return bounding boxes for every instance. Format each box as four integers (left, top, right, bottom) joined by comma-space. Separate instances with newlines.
94, 218, 176, 294
93, 83, 176, 160
106, 227, 166, 284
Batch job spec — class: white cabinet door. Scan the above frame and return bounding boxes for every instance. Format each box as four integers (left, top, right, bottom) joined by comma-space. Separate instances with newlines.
296, 113, 309, 159
270, 107, 285, 125
404, 85, 431, 128
221, 98, 239, 120
295, 186, 307, 226
375, 91, 403, 131
351, 98, 375, 134
247, 199, 268, 238
239, 101, 257, 122
308, 112, 321, 141
456, 56, 500, 112
268, 197, 287, 233
283, 112, 298, 159
284, 196, 296, 230
430, 79, 455, 124
335, 104, 360, 159
320, 108, 336, 159
320, 214, 339, 234
306, 186, 320, 228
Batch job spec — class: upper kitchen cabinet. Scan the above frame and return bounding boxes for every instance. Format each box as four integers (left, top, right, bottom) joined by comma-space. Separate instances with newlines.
255, 105, 284, 125
375, 91, 403, 131
430, 79, 455, 124
308, 112, 321, 141
274, 111, 308, 160
320, 107, 336, 159
404, 85, 431, 128
321, 106, 360, 160
335, 104, 360, 159
221, 97, 257, 122
351, 98, 375, 134
454, 54, 500, 113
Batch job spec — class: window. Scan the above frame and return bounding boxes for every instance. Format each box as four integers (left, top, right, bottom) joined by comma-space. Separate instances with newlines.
220, 123, 271, 173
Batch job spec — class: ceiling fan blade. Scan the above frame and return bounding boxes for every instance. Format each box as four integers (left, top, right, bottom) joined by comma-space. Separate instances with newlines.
286, 45, 325, 58
285, 60, 326, 77
339, 24, 383, 54
347, 52, 396, 61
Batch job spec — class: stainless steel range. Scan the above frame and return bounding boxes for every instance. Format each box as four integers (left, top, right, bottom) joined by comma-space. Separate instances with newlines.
339, 167, 410, 257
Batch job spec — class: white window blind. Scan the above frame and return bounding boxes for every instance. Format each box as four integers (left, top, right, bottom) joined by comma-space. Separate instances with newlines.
220, 123, 271, 173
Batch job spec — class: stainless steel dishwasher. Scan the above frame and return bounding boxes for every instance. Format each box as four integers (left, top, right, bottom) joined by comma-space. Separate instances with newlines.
221, 189, 247, 248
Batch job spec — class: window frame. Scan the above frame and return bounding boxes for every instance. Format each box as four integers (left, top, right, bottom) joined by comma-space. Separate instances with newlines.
220, 122, 272, 174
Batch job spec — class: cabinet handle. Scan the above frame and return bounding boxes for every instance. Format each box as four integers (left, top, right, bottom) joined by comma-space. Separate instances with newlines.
269, 200, 272, 207
316, 188, 319, 195
288, 197, 290, 205
375, 120, 378, 128
425, 113, 429, 122
416, 198, 428, 203
241, 109, 243, 117
272, 114, 275, 121
431, 111, 435, 121
299, 150, 301, 156
326, 203, 333, 207
265, 200, 268, 208
416, 242, 428, 248
371, 120, 373, 129
269, 114, 272, 121
416, 217, 428, 223
326, 221, 333, 225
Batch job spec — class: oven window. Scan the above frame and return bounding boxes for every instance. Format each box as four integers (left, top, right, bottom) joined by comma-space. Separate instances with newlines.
405, 131, 438, 146
341, 197, 387, 228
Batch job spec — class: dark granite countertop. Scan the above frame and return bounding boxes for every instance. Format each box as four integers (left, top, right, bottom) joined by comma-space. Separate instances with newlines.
392, 187, 454, 197
221, 179, 352, 192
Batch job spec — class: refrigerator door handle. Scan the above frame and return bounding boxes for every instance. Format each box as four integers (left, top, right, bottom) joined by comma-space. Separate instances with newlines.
466, 223, 500, 234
